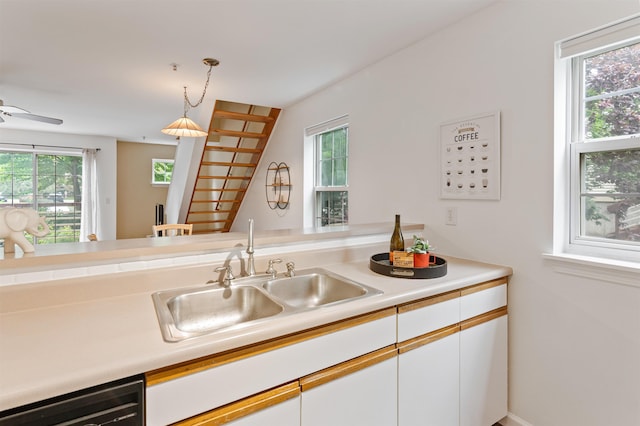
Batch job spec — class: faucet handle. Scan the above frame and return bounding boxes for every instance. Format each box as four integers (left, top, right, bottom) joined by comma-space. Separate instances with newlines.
214, 265, 235, 286
286, 261, 296, 277
266, 258, 282, 278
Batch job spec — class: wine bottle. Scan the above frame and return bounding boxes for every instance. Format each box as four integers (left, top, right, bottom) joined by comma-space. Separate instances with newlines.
389, 214, 404, 265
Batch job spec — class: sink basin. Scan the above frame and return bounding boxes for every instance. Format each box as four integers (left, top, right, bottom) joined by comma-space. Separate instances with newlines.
263, 269, 381, 308
152, 268, 383, 342
152, 285, 284, 341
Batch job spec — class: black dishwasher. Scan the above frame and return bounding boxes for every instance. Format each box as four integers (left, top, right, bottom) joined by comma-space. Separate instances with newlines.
0, 374, 144, 426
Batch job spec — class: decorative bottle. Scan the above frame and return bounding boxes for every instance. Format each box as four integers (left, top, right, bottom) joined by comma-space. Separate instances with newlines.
389, 214, 404, 265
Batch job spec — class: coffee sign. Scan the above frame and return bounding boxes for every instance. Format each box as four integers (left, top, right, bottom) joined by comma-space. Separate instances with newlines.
440, 111, 501, 200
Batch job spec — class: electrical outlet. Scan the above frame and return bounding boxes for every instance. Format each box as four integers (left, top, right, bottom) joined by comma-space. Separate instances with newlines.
446, 207, 457, 226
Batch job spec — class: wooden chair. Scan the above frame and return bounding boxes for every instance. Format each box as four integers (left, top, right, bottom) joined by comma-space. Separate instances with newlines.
152, 223, 193, 237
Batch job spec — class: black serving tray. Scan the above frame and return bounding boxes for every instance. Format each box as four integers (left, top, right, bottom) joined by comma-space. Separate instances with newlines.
369, 252, 447, 279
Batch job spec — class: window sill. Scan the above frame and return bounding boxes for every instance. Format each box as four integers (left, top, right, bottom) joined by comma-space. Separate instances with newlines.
542, 253, 640, 288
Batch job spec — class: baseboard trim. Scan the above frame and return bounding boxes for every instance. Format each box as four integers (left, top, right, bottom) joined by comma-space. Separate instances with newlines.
500, 412, 534, 426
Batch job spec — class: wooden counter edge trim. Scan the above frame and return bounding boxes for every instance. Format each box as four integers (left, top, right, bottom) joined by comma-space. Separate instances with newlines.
174, 381, 300, 426
460, 277, 508, 296
397, 323, 461, 354
146, 307, 396, 386
397, 289, 461, 314
299, 345, 398, 392
396, 275, 509, 314
460, 306, 508, 331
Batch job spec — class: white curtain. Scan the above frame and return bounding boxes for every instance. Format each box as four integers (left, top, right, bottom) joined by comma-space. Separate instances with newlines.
79, 148, 98, 242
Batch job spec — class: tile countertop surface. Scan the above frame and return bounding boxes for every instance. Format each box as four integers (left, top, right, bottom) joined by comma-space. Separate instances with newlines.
0, 240, 512, 411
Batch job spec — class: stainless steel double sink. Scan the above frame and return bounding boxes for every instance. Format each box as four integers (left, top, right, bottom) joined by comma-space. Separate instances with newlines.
152, 268, 382, 342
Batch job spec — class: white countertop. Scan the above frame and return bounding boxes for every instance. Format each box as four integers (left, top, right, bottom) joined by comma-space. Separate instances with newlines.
0, 240, 512, 411
0, 222, 423, 275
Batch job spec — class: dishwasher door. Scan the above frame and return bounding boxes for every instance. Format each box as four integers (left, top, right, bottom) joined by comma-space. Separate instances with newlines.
0, 375, 144, 426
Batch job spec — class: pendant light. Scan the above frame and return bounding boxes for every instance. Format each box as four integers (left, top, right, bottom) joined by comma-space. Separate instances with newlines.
162, 58, 219, 138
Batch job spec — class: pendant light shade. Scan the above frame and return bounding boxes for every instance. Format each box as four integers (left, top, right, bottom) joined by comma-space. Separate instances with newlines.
161, 116, 208, 138
162, 58, 219, 139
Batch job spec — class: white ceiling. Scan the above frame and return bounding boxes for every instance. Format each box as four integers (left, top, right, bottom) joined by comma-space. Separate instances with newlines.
0, 0, 497, 144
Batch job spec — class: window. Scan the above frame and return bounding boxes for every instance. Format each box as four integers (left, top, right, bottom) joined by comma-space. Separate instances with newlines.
152, 159, 174, 185
556, 15, 640, 261
306, 116, 349, 228
0, 150, 83, 244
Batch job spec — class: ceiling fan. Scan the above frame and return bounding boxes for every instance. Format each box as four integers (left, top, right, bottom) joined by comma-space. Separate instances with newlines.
0, 99, 63, 125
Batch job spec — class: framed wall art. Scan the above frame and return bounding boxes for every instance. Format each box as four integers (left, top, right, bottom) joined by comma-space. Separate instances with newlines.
440, 110, 501, 200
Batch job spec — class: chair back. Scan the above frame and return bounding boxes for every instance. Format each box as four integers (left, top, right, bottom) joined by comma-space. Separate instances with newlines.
152, 223, 193, 237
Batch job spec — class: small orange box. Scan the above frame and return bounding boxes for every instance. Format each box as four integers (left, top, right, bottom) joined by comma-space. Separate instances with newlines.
392, 251, 414, 268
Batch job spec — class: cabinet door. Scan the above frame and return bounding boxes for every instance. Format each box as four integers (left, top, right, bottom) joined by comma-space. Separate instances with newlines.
398, 327, 460, 426
226, 396, 300, 426
459, 314, 508, 426
301, 347, 397, 426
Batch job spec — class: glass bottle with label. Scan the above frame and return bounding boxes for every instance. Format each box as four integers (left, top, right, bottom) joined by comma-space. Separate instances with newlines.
389, 214, 404, 264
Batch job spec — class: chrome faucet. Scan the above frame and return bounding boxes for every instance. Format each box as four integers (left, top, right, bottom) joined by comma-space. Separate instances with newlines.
266, 258, 282, 279
246, 218, 256, 277
214, 265, 235, 287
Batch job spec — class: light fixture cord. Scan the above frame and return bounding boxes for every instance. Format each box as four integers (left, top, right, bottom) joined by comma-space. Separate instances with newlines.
183, 64, 214, 115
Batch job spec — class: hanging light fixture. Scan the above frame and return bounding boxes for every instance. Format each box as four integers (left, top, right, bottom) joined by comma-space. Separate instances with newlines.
162, 58, 219, 138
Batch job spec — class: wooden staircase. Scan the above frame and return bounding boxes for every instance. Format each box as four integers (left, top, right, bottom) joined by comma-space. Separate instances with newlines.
186, 100, 281, 233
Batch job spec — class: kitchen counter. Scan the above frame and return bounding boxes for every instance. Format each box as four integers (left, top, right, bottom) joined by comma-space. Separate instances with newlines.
0, 222, 423, 276
0, 237, 512, 411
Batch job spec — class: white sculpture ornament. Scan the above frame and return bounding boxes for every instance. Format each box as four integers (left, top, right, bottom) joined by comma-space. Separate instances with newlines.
0, 207, 51, 254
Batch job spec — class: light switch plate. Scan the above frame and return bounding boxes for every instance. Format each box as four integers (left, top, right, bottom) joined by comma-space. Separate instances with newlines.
446, 207, 457, 225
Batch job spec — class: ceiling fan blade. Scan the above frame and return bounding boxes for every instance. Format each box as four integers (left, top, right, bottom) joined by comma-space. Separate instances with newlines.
0, 104, 30, 114
11, 112, 63, 125
0, 115, 4, 123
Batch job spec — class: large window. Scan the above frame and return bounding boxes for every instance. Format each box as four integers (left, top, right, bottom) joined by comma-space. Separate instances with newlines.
557, 15, 640, 261
308, 116, 349, 228
0, 150, 83, 244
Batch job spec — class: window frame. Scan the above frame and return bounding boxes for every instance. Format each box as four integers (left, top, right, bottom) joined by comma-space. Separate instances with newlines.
151, 158, 174, 185
555, 15, 640, 264
305, 115, 349, 228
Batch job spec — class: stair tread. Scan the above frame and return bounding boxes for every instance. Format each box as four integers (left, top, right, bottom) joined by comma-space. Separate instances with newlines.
210, 129, 266, 139
213, 110, 275, 123
201, 161, 257, 167
206, 146, 262, 154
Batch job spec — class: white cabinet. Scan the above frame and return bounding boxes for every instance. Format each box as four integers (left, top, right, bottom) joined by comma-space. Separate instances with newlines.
146, 278, 508, 426
459, 280, 508, 426
146, 309, 396, 425
397, 291, 461, 426
301, 346, 398, 426
397, 291, 460, 342
398, 327, 460, 426
397, 278, 508, 426
460, 314, 508, 426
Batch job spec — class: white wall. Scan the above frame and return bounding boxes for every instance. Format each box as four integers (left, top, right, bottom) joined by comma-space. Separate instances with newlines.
0, 129, 117, 240
166, 137, 204, 224
238, 1, 640, 425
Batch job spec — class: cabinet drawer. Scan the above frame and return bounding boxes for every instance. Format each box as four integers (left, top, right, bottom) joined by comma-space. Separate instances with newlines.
460, 278, 507, 321
397, 291, 460, 342
146, 308, 396, 426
